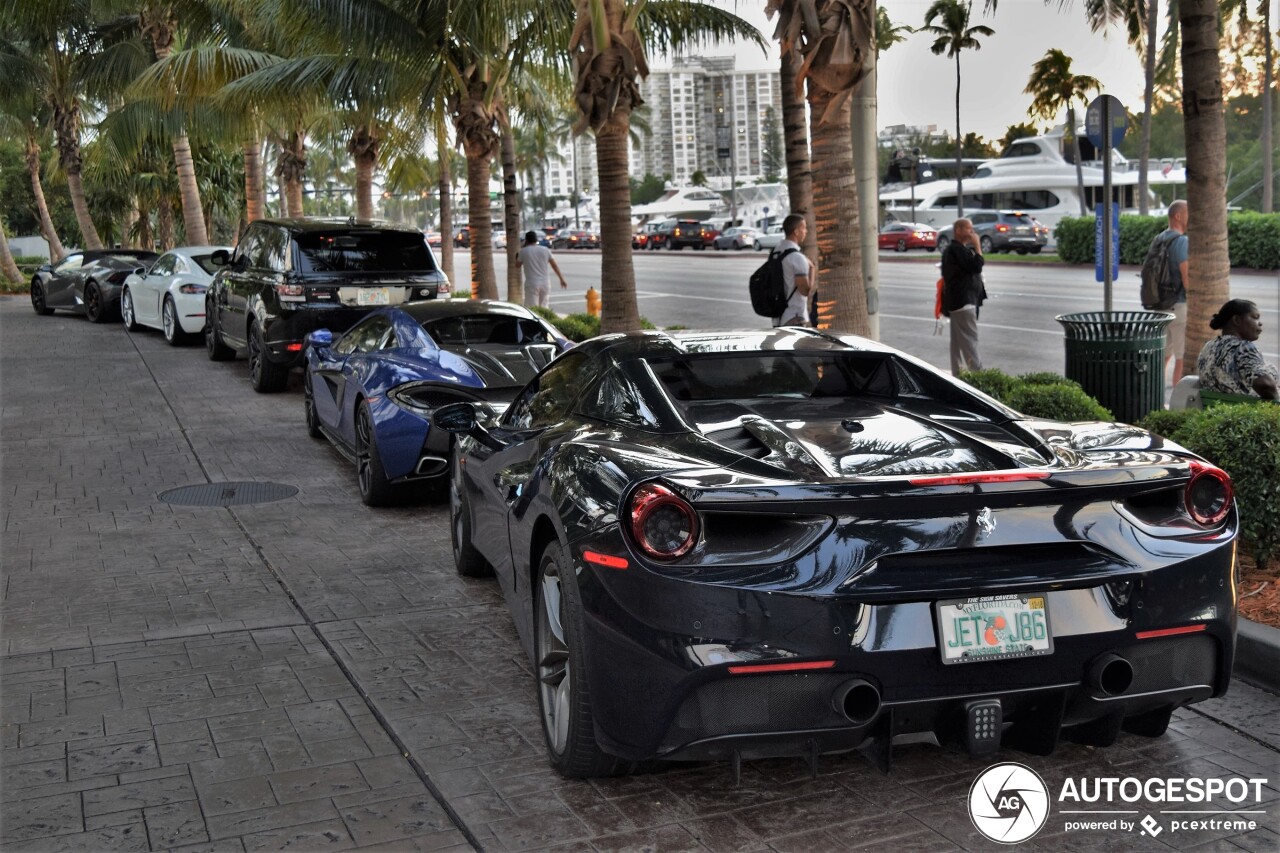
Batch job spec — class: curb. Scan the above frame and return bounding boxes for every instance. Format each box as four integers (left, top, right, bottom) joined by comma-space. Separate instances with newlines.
1235, 617, 1280, 694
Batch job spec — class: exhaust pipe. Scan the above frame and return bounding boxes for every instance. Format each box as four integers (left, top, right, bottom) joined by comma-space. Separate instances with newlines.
833, 679, 881, 725
1088, 653, 1134, 696
415, 456, 448, 476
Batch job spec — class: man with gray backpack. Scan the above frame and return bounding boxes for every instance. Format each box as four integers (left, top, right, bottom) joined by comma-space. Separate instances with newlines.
1140, 200, 1190, 383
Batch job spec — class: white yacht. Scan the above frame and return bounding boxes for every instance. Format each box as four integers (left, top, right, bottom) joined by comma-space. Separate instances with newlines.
632, 186, 728, 221
879, 126, 1186, 239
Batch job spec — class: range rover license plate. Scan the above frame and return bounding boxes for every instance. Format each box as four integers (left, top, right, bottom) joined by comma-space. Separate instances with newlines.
937, 594, 1052, 664
357, 287, 390, 306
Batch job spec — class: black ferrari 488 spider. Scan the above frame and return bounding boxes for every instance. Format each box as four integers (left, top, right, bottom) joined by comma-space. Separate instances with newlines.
432, 329, 1237, 777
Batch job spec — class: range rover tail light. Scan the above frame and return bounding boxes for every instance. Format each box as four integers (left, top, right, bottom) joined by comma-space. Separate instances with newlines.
1185, 460, 1232, 526
628, 483, 698, 560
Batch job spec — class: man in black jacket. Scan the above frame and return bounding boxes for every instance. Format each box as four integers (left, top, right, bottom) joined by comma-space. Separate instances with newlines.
941, 218, 988, 375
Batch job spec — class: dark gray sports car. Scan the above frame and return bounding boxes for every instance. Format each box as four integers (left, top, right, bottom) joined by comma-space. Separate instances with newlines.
433, 329, 1237, 778
30, 250, 159, 322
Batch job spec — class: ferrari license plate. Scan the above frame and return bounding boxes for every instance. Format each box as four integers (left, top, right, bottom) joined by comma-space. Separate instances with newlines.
937, 594, 1052, 664
357, 287, 390, 306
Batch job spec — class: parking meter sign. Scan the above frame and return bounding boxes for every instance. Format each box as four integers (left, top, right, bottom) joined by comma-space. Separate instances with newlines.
1086, 95, 1128, 149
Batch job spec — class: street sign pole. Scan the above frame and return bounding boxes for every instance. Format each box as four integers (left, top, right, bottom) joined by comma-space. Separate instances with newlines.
1102, 97, 1114, 313
1087, 94, 1127, 314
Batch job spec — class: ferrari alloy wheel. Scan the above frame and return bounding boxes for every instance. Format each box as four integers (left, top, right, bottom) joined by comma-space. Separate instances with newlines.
449, 458, 492, 577
355, 402, 394, 506
303, 374, 323, 439
121, 287, 140, 331
248, 320, 289, 393
205, 300, 235, 361
163, 296, 191, 346
31, 281, 53, 316
535, 542, 624, 777
896, 238, 907, 253
84, 282, 108, 323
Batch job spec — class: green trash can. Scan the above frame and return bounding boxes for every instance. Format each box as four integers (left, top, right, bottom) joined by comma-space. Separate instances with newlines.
1055, 311, 1174, 424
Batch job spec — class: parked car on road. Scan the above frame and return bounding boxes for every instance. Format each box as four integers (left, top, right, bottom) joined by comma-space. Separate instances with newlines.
425, 231, 444, 248
713, 227, 760, 251
30, 249, 160, 323
641, 220, 673, 250
432, 328, 1238, 777
878, 222, 938, 252
204, 218, 450, 393
121, 246, 232, 345
936, 211, 1047, 254
303, 299, 570, 506
754, 224, 786, 251
661, 219, 712, 250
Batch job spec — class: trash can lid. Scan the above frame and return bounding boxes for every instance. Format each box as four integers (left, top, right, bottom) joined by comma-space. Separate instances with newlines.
1055, 310, 1176, 340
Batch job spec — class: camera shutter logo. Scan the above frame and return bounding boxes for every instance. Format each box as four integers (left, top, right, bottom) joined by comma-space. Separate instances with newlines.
969, 762, 1051, 844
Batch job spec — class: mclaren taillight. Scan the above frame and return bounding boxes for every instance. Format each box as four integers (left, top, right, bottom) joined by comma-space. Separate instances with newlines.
1185, 460, 1232, 526
628, 483, 698, 560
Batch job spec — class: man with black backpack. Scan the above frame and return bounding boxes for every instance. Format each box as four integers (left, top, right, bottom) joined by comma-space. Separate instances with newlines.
1141, 200, 1190, 383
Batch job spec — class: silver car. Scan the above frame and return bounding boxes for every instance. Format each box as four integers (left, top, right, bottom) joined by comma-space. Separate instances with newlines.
754, 224, 786, 251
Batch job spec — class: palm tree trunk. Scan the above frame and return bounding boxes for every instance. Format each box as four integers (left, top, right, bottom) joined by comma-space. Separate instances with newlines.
278, 174, 290, 218
0, 219, 22, 284
157, 200, 174, 250
437, 130, 454, 289
137, 200, 153, 249
24, 138, 66, 261
172, 130, 209, 244
244, 139, 264, 222
1070, 106, 1087, 215
1261, 1, 1273, 213
597, 117, 640, 333
808, 89, 868, 337
1178, 0, 1230, 367
466, 153, 497, 300
66, 170, 104, 250
500, 125, 522, 304
780, 51, 817, 261
354, 154, 375, 220
954, 55, 964, 219
1138, 0, 1159, 215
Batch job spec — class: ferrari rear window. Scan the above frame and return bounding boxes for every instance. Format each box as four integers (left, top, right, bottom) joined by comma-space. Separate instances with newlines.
295, 231, 435, 273
647, 353, 895, 402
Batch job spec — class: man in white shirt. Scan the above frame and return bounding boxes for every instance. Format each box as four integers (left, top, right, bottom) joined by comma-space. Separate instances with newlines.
515, 231, 567, 309
774, 214, 815, 327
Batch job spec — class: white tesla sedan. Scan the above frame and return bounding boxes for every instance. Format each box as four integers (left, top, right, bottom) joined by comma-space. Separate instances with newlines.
120, 246, 231, 345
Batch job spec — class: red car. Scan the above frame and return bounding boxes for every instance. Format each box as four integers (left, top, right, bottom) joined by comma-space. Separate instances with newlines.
879, 221, 938, 252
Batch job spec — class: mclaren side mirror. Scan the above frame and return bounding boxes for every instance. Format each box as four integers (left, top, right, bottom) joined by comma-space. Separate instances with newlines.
305, 328, 333, 348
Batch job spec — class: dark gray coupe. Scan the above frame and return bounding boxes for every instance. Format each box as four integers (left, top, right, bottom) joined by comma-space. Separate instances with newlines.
30, 250, 159, 322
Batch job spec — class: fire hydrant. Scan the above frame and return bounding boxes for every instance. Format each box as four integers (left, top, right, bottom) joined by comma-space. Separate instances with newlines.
585, 285, 601, 317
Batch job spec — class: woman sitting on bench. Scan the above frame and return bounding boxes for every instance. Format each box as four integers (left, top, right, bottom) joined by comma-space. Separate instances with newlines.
1196, 299, 1278, 400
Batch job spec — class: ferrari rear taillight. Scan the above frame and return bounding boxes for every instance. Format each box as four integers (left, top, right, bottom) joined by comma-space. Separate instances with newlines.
1184, 460, 1232, 526
628, 483, 698, 560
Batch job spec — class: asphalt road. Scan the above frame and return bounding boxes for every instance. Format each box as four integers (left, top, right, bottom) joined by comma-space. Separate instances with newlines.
472, 249, 1280, 379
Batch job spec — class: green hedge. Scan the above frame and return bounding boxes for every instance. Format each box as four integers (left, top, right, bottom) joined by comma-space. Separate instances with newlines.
958, 368, 1113, 421
1054, 212, 1280, 269
528, 306, 656, 342
1138, 404, 1280, 567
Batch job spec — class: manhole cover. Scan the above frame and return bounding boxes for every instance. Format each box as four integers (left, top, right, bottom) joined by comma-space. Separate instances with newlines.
159, 482, 298, 507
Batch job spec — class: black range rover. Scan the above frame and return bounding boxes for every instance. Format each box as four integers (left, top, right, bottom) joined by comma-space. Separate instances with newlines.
205, 218, 450, 392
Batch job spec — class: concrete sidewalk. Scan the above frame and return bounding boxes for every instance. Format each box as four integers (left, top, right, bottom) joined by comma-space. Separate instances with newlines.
3, 294, 1278, 852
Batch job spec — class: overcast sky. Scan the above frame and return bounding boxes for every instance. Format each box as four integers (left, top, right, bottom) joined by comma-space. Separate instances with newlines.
667, 0, 1168, 141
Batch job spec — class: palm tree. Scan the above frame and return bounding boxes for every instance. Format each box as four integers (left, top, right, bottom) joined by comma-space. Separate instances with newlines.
1178, 0, 1229, 368
1023, 49, 1100, 216
875, 4, 913, 53
920, 0, 994, 219
0, 218, 22, 283
0, 101, 67, 260
569, 1, 761, 332
767, 2, 817, 264
0, 4, 113, 249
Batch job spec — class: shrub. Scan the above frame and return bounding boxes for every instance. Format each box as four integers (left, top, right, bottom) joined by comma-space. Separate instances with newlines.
1056, 212, 1280, 270
1136, 408, 1197, 443
958, 368, 1114, 421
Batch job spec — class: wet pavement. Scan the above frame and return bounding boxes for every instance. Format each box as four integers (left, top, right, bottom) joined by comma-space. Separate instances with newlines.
2, 295, 1278, 852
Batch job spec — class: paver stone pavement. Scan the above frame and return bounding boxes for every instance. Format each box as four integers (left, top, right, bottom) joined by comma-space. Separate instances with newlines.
1, 296, 1277, 852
